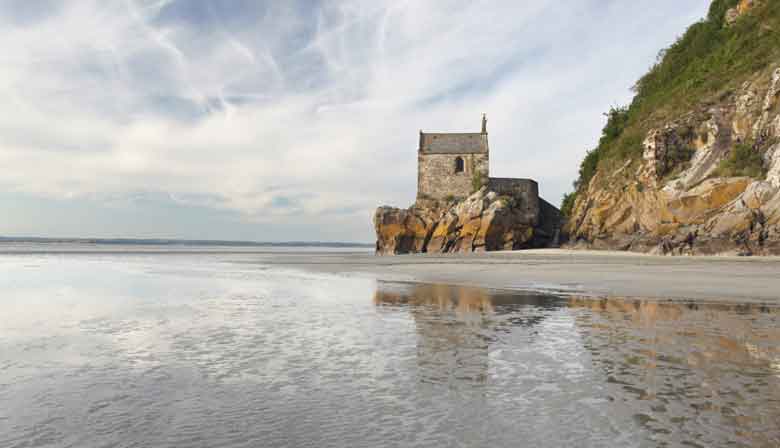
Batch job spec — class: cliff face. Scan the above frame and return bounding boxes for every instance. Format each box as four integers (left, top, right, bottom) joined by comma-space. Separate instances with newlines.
566, 0, 780, 255
374, 188, 561, 255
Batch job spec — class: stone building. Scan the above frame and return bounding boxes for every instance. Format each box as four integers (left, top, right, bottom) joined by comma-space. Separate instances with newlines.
374, 115, 562, 255
417, 115, 490, 200
417, 114, 539, 204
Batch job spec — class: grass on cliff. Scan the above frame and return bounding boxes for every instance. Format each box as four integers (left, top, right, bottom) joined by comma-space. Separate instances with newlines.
561, 0, 780, 215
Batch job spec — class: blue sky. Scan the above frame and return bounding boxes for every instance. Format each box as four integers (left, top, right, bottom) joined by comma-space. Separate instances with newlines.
0, 0, 711, 242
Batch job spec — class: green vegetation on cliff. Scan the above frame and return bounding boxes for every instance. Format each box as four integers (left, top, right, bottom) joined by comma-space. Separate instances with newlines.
561, 0, 780, 214
712, 141, 769, 178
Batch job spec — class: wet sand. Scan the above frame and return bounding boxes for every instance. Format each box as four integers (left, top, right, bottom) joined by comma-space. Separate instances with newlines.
273, 249, 780, 303
5, 252, 779, 446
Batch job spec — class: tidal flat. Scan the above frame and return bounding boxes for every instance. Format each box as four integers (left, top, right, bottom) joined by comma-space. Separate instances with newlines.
1, 247, 779, 447
270, 248, 780, 303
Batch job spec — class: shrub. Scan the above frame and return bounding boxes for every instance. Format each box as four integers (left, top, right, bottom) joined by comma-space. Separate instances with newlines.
599, 106, 631, 148
575, 149, 599, 191
560, 192, 577, 218
471, 171, 485, 193
708, 0, 741, 23
713, 142, 767, 178
569, 106, 631, 193
661, 143, 696, 178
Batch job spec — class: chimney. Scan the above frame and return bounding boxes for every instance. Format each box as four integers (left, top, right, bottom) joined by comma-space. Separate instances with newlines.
481, 113, 487, 134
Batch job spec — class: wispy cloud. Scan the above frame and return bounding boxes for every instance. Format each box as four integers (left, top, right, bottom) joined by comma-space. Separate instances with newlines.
0, 0, 710, 241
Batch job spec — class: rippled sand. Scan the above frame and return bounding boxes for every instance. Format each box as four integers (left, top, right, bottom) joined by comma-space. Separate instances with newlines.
1, 252, 779, 447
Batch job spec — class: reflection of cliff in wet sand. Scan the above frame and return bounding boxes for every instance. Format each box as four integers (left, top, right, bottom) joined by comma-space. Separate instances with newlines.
373, 282, 780, 446
567, 297, 780, 445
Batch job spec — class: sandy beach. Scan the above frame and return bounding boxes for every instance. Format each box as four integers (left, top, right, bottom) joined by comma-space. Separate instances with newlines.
3, 244, 779, 302
273, 249, 780, 303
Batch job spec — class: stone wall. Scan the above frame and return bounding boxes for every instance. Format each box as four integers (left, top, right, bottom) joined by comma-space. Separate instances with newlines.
537, 198, 565, 247
488, 177, 538, 196
488, 177, 539, 225
417, 153, 489, 200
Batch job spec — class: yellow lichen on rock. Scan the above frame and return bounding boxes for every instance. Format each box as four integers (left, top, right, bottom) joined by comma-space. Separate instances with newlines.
375, 187, 562, 255
667, 178, 751, 224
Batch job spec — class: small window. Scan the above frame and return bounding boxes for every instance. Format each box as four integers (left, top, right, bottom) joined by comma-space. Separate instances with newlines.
454, 157, 465, 173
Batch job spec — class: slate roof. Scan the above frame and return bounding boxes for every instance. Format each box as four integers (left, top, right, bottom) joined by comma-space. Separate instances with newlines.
419, 132, 488, 154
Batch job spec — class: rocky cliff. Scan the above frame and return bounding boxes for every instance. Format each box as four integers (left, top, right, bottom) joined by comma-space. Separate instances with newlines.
374, 188, 561, 255
565, 0, 780, 255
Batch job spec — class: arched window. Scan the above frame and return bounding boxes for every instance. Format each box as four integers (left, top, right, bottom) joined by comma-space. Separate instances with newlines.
454, 156, 465, 173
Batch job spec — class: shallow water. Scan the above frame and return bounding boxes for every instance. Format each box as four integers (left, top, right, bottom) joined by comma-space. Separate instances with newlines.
1, 253, 779, 447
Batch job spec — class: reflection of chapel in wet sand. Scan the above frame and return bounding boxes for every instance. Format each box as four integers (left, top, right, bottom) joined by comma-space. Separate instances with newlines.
373, 284, 555, 386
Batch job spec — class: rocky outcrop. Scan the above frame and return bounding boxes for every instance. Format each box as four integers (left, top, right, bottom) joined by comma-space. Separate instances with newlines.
567, 65, 780, 256
374, 188, 561, 255
372, 206, 432, 255
725, 0, 757, 25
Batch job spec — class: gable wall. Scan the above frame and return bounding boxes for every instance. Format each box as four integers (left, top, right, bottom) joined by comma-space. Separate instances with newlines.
417, 153, 489, 200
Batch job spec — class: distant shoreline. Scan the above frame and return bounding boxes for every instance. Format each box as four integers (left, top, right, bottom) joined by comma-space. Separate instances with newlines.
0, 236, 373, 248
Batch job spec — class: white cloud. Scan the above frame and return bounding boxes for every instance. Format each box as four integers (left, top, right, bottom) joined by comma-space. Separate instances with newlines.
0, 0, 711, 241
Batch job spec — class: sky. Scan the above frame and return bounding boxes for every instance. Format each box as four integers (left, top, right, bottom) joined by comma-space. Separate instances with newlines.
0, 0, 712, 242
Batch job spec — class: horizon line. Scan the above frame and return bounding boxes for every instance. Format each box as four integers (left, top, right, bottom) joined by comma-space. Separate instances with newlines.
0, 236, 374, 248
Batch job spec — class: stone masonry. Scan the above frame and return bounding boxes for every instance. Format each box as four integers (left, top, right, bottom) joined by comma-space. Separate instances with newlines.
417, 116, 490, 200
417, 115, 539, 210
488, 177, 540, 225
